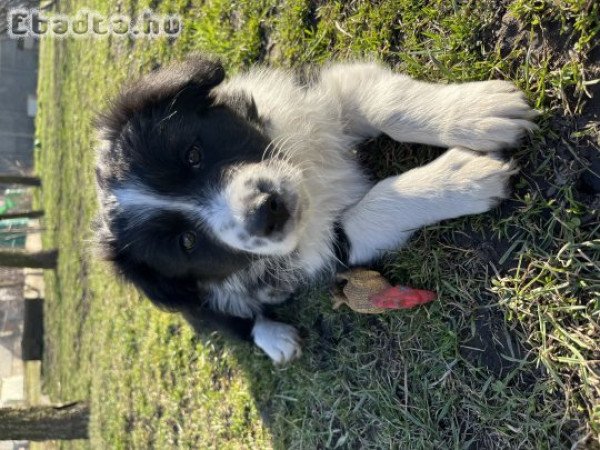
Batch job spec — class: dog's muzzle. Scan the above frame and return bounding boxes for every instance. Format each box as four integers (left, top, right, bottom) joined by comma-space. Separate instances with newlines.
207, 160, 306, 255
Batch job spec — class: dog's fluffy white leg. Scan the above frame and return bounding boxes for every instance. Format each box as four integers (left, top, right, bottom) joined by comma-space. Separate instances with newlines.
317, 62, 537, 151
342, 148, 517, 264
252, 317, 301, 364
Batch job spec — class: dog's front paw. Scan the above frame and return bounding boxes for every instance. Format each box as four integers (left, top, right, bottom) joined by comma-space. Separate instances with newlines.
252, 318, 301, 364
434, 147, 518, 216
442, 80, 538, 151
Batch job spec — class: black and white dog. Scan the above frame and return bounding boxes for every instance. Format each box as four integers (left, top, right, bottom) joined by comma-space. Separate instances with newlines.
94, 56, 536, 363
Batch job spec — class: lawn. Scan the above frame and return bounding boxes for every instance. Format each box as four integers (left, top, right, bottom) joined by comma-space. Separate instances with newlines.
35, 0, 599, 448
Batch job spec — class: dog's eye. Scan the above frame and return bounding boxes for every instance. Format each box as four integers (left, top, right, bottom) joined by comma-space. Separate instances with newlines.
180, 231, 197, 252
186, 144, 203, 169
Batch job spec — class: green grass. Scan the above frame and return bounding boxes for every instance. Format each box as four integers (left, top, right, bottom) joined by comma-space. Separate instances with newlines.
35, 0, 599, 448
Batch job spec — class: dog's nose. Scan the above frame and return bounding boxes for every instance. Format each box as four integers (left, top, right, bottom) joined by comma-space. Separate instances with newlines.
247, 193, 290, 237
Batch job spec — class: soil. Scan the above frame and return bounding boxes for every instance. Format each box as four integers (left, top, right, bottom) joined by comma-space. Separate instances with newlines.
457, 8, 599, 379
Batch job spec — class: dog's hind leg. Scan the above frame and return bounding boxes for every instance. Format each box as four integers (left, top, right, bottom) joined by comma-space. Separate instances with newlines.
340, 147, 517, 265
316, 62, 537, 152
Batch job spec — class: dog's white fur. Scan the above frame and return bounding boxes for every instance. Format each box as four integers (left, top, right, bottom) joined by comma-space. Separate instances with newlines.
204, 62, 535, 362
252, 317, 302, 364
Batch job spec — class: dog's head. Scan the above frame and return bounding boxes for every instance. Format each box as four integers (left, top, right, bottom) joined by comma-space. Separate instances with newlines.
94, 55, 306, 310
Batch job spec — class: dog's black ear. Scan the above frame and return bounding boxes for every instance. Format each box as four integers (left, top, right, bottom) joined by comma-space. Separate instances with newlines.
116, 257, 256, 340
96, 54, 225, 141
115, 255, 199, 311
103, 246, 255, 340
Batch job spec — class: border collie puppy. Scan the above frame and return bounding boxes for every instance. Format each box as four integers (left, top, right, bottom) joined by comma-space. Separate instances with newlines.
94, 55, 536, 363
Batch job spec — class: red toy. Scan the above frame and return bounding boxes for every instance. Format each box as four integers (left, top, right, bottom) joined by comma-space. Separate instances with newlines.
332, 268, 437, 314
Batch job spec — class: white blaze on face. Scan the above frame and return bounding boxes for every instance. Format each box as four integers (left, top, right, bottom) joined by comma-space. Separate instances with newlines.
113, 185, 202, 225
